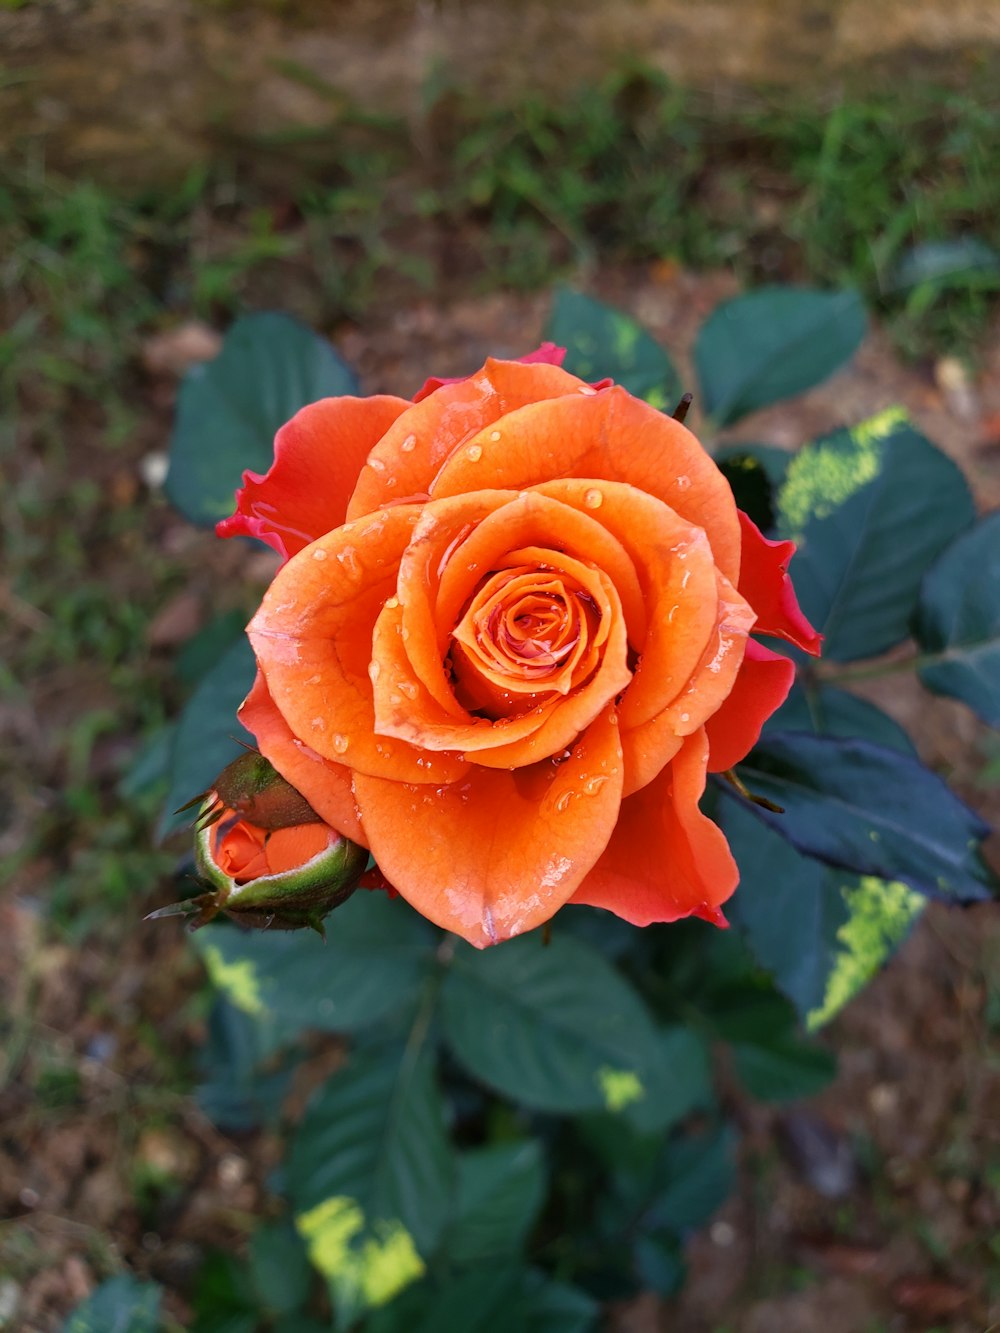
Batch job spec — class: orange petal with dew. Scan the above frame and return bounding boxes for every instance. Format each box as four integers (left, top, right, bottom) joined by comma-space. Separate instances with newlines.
247, 505, 467, 785
346, 359, 589, 520
354, 704, 624, 947
239, 671, 368, 847
570, 727, 737, 926
217, 395, 410, 559
430, 387, 742, 584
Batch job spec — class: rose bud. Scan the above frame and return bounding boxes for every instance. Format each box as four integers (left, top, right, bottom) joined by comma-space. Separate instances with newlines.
153, 754, 367, 933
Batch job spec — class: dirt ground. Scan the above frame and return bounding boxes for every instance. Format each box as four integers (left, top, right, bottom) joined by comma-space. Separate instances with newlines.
2, 264, 999, 1331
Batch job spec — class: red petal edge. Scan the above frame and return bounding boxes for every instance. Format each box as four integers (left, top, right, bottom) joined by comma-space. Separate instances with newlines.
738, 510, 823, 656
411, 343, 568, 403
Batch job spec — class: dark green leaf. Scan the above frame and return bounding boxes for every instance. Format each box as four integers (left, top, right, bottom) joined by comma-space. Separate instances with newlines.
732, 733, 997, 903
633, 1233, 685, 1297
544, 288, 682, 409
732, 1036, 836, 1101
626, 1025, 714, 1135
196, 997, 296, 1128
190, 1251, 256, 1333
159, 634, 256, 838
287, 1041, 454, 1324
366, 1265, 598, 1333
773, 411, 975, 661
176, 608, 248, 687
194, 892, 436, 1049
913, 511, 1000, 726
441, 933, 664, 1115
725, 798, 925, 1029
166, 312, 358, 526
715, 444, 790, 534
765, 683, 915, 755
63, 1275, 162, 1333
445, 1142, 547, 1265
694, 286, 866, 426
645, 1125, 737, 1234
250, 1220, 313, 1316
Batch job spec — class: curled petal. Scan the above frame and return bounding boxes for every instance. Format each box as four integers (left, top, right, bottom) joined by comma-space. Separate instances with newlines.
738, 510, 822, 655
704, 639, 795, 773
354, 704, 624, 947
412, 343, 568, 402
247, 505, 466, 785
347, 359, 589, 520
239, 671, 368, 847
430, 387, 742, 585
570, 727, 737, 926
217, 395, 410, 560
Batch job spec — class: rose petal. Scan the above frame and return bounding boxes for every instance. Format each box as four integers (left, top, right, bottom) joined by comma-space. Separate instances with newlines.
430, 387, 742, 585
411, 343, 568, 402
248, 505, 467, 784
347, 359, 589, 520
570, 727, 737, 926
239, 671, 368, 847
264, 822, 338, 876
703, 639, 796, 773
217, 395, 410, 559
354, 704, 624, 947
738, 511, 822, 655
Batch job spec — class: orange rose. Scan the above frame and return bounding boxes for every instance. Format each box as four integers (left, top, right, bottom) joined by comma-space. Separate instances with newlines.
219, 354, 819, 947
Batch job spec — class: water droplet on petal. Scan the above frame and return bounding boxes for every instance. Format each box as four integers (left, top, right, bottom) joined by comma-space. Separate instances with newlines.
368, 457, 386, 473
579, 385, 597, 396
583, 487, 603, 509
401, 433, 417, 453
311, 716, 325, 730
675, 474, 691, 490
489, 429, 502, 442
583, 775, 608, 796
466, 444, 483, 461
332, 733, 349, 754
399, 680, 418, 700
555, 791, 572, 813
680, 712, 690, 723
312, 548, 328, 561
368, 660, 381, 682
385, 595, 399, 609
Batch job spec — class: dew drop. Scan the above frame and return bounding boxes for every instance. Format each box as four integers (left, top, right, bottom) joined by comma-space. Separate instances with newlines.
400, 433, 417, 453
583, 487, 603, 510
555, 791, 573, 813
384, 595, 400, 609
311, 716, 325, 731
332, 733, 349, 754
675, 474, 691, 491
680, 712, 690, 723
489, 429, 502, 441
312, 547, 328, 561
579, 385, 598, 396
306, 673, 322, 685
583, 775, 608, 796
401, 626, 411, 641
368, 660, 381, 682
368, 456, 386, 473
466, 444, 483, 461
399, 680, 418, 700
552, 748, 573, 765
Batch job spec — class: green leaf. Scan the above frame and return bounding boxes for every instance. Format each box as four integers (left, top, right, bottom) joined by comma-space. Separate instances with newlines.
287, 1041, 454, 1326
166, 312, 358, 526
732, 1034, 836, 1102
441, 933, 664, 1115
250, 1220, 314, 1316
694, 286, 866, 426
159, 633, 256, 838
644, 1125, 737, 1234
366, 1265, 599, 1333
194, 892, 436, 1049
888, 237, 1000, 293
715, 444, 790, 534
196, 998, 296, 1128
445, 1142, 547, 1265
625, 1025, 714, 1135
773, 411, 975, 661
765, 683, 915, 755
732, 733, 997, 903
63, 1275, 162, 1333
913, 511, 1000, 726
544, 288, 682, 410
